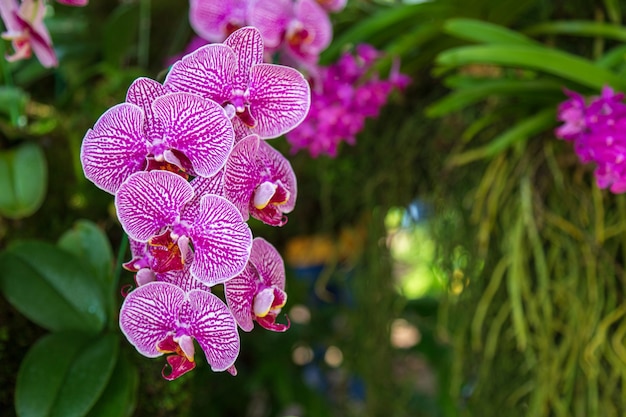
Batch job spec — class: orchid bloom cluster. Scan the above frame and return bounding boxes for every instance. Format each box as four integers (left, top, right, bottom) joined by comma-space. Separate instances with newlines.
555, 86, 626, 193
0, 0, 87, 68
189, 0, 343, 69
81, 27, 310, 380
286, 44, 410, 157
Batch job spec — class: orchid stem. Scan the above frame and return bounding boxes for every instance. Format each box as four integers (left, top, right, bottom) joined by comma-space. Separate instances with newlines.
138, 0, 151, 68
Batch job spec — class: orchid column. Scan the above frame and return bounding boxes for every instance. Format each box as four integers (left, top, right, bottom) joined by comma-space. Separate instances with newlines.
80, 27, 310, 380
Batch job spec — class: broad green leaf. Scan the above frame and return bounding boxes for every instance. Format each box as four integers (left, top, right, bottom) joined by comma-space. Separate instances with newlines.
436, 44, 626, 91
0, 241, 107, 333
0, 143, 47, 219
15, 333, 119, 417
524, 21, 626, 42
444, 18, 538, 45
58, 220, 114, 288
596, 44, 626, 69
603, 0, 622, 24
426, 79, 563, 117
86, 354, 138, 417
448, 108, 556, 166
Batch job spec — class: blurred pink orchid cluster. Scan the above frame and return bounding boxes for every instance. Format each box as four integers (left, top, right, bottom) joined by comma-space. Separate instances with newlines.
556, 86, 626, 193
187, 0, 410, 157
287, 45, 410, 157
0, 0, 87, 68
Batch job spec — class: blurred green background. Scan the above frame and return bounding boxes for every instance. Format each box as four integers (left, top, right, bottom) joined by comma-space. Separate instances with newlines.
2, 0, 626, 416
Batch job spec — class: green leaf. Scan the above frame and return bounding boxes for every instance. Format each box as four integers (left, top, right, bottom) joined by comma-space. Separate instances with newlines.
58, 220, 114, 288
524, 21, 626, 42
444, 18, 538, 45
436, 44, 626, 91
15, 332, 119, 417
448, 108, 556, 166
0, 143, 47, 219
0, 241, 107, 333
102, 3, 140, 67
0, 86, 28, 122
426, 79, 563, 117
603, 0, 622, 24
86, 354, 138, 417
596, 44, 626, 69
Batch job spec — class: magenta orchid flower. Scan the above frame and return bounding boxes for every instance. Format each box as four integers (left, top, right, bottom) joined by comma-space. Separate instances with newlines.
248, 0, 331, 67
0, 0, 57, 67
81, 77, 234, 194
164, 26, 310, 140
120, 281, 239, 380
115, 170, 252, 286
189, 0, 249, 42
123, 173, 227, 277
224, 134, 296, 226
225, 238, 289, 332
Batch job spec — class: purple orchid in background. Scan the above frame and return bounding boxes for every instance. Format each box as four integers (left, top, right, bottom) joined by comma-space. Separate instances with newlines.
287, 44, 410, 157
115, 170, 252, 286
164, 26, 310, 140
249, 0, 332, 68
556, 86, 626, 193
314, 0, 346, 12
120, 281, 240, 380
225, 238, 289, 332
189, 0, 249, 43
81, 77, 234, 194
224, 134, 296, 226
0, 0, 57, 67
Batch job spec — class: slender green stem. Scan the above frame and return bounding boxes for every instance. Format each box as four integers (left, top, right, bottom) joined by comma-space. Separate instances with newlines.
138, 0, 151, 68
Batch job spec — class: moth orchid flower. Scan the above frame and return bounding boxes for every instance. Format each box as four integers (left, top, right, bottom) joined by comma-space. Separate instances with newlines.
0, 0, 57, 67
123, 172, 226, 278
249, 0, 331, 67
119, 281, 239, 380
164, 26, 310, 140
116, 170, 252, 286
224, 134, 296, 226
225, 238, 290, 332
189, 0, 249, 42
81, 77, 234, 194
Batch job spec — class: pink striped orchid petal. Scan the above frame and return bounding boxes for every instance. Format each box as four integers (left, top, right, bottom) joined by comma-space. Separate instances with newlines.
224, 262, 258, 332
189, 0, 248, 42
248, 63, 310, 138
119, 281, 184, 358
152, 92, 234, 177
289, 0, 332, 59
164, 44, 236, 106
224, 238, 289, 332
224, 134, 261, 221
115, 171, 193, 242
126, 77, 165, 141
186, 289, 240, 372
249, 237, 286, 289
80, 103, 148, 194
182, 171, 226, 222
186, 194, 252, 285
224, 26, 263, 91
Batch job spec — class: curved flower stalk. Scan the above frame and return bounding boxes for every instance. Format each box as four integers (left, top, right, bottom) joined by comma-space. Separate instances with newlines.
225, 238, 289, 332
81, 78, 234, 194
248, 0, 331, 68
164, 26, 311, 140
224, 134, 296, 226
120, 281, 239, 380
115, 170, 252, 286
556, 86, 626, 193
